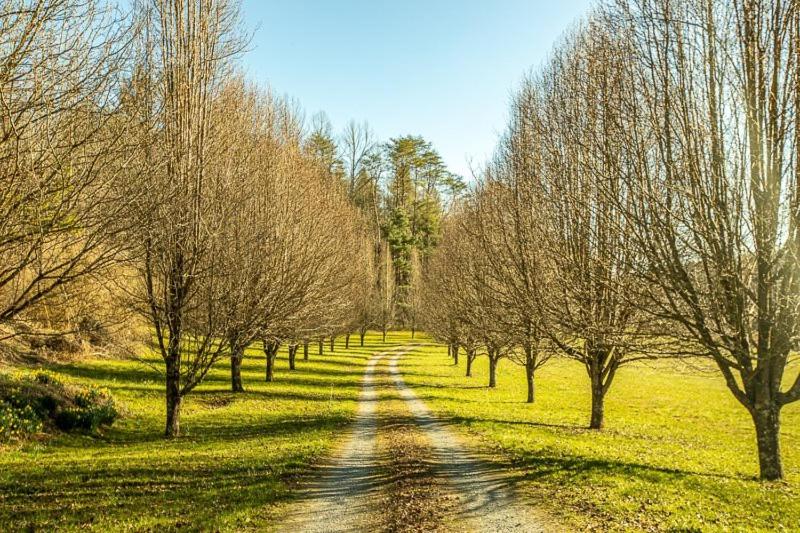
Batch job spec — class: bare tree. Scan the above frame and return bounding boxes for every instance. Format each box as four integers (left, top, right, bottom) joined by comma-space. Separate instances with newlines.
469, 169, 553, 403
613, 0, 800, 480
509, 22, 669, 428
125, 0, 245, 437
255, 124, 371, 379
346, 231, 379, 347
340, 120, 376, 199
420, 217, 473, 374
0, 0, 135, 326
207, 78, 311, 392
422, 206, 512, 388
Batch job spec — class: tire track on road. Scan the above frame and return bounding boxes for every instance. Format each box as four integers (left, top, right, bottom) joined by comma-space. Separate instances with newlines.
278, 346, 409, 532
388, 350, 549, 532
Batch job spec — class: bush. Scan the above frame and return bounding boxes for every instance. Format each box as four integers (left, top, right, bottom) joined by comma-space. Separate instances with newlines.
58, 387, 117, 431
25, 334, 82, 354
32, 370, 59, 386
0, 402, 43, 440
0, 371, 118, 441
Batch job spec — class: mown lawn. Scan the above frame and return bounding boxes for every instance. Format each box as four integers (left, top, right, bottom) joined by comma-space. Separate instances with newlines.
0, 332, 402, 531
401, 336, 800, 532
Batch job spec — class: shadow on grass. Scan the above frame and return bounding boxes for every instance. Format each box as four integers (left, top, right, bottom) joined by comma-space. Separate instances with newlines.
50, 359, 368, 392
187, 387, 362, 404
506, 448, 748, 484
0, 413, 354, 530
443, 414, 585, 432
0, 337, 418, 530
418, 382, 491, 390
233, 364, 366, 380
49, 362, 162, 384
431, 413, 748, 484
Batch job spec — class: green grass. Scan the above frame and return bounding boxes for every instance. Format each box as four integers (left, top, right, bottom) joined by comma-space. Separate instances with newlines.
0, 332, 404, 531
3, 331, 798, 531
401, 336, 800, 532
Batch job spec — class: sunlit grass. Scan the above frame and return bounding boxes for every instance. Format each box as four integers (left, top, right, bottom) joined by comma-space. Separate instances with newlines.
3, 331, 797, 531
0, 332, 404, 531
402, 335, 800, 532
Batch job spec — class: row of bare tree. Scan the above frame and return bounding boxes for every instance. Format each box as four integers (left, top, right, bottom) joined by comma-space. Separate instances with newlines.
0, 0, 376, 437
422, 0, 800, 481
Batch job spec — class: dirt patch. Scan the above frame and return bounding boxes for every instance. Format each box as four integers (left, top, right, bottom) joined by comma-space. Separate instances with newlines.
196, 394, 236, 409
377, 401, 458, 532
388, 352, 552, 532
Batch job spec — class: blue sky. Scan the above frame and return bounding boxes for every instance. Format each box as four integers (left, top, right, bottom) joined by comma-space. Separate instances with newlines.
240, 0, 595, 179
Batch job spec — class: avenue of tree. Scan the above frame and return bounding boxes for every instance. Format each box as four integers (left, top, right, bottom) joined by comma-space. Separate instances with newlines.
0, 0, 461, 437
421, 0, 800, 481
0, 0, 798, 484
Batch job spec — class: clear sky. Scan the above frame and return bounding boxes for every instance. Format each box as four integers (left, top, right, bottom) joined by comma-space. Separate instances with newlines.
240, 0, 595, 179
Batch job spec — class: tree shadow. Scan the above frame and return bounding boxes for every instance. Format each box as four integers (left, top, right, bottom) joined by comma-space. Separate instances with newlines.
440, 414, 585, 432
0, 413, 356, 530
421, 382, 491, 390
507, 451, 748, 484
0, 337, 425, 530
426, 412, 750, 485
49, 362, 162, 384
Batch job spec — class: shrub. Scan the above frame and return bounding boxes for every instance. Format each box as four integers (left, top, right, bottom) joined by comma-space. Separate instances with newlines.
0, 402, 43, 440
77, 316, 110, 346
0, 371, 119, 442
32, 370, 59, 386
61, 387, 117, 431
25, 334, 82, 354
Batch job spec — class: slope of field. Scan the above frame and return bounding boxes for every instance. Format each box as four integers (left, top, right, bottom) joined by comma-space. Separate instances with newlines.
400, 338, 800, 531
0, 333, 404, 531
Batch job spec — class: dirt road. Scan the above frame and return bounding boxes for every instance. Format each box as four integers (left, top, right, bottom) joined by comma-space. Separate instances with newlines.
277, 345, 550, 532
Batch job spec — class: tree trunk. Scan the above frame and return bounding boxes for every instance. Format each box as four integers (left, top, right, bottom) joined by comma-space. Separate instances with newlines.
345, 333, 350, 349
382, 327, 387, 343
231, 345, 245, 393
590, 373, 605, 429
264, 340, 280, 382
360, 328, 366, 346
466, 350, 474, 377
288, 344, 297, 370
525, 344, 535, 403
266, 351, 275, 382
303, 341, 309, 361
488, 355, 497, 388
329, 336, 335, 352
452, 343, 459, 365
752, 406, 784, 480
411, 326, 416, 339
165, 356, 181, 437
526, 359, 535, 403
318, 339, 323, 355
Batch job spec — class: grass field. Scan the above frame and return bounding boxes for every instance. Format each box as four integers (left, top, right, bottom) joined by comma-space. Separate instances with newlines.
0, 332, 405, 531
2, 331, 798, 531
401, 338, 800, 531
